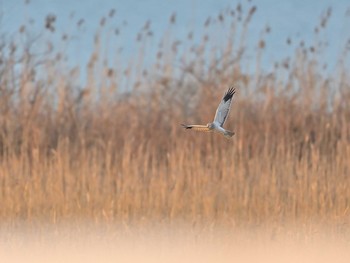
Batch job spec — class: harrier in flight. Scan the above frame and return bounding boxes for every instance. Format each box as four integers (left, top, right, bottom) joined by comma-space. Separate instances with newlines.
182, 87, 236, 138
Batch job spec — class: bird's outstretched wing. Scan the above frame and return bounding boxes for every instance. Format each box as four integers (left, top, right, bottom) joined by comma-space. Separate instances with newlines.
213, 87, 236, 127
181, 124, 210, 132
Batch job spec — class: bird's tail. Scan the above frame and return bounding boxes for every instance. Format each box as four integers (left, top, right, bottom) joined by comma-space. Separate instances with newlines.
224, 130, 235, 138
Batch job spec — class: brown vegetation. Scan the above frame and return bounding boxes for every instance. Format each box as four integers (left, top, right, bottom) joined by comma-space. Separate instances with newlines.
0, 2, 349, 228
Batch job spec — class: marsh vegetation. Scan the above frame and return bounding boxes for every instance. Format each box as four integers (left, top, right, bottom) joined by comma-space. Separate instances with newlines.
0, 2, 349, 232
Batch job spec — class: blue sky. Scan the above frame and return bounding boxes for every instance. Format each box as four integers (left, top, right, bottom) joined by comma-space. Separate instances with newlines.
1, 0, 350, 81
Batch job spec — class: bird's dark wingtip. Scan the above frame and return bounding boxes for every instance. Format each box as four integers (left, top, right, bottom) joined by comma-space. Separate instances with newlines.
181, 124, 192, 129
223, 86, 236, 102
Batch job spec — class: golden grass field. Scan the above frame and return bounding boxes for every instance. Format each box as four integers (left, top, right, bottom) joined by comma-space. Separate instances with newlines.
0, 2, 349, 261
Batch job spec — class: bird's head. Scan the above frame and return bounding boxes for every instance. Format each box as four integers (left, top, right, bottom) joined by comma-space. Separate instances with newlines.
207, 123, 214, 129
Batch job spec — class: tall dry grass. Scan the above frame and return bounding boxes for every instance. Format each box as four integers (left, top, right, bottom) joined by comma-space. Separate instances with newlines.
0, 2, 349, 228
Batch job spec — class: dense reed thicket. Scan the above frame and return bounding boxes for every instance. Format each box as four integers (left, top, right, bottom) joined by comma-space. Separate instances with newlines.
0, 2, 349, 227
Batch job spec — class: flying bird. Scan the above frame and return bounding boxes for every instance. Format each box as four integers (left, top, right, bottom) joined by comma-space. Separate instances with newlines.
181, 87, 236, 138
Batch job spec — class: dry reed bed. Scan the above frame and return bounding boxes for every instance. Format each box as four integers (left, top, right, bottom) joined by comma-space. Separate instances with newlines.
0, 90, 349, 225
0, 2, 349, 227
